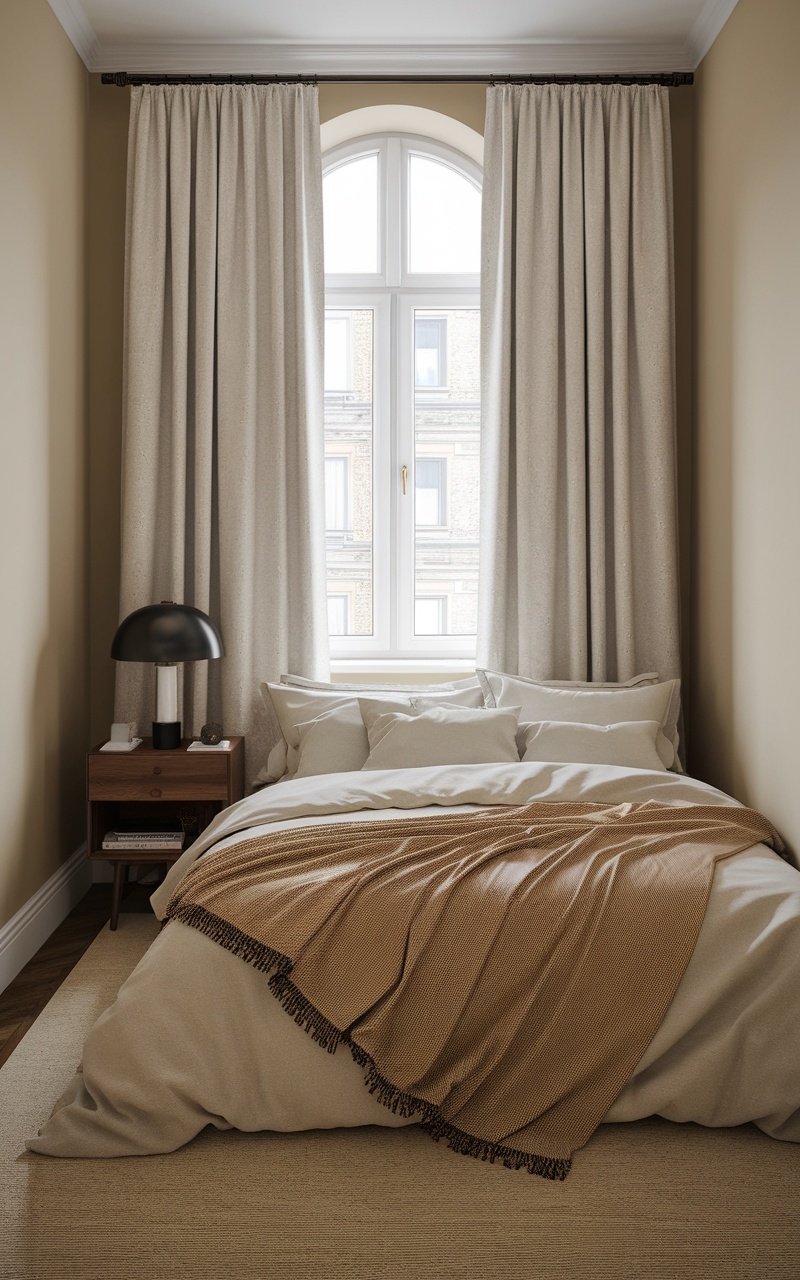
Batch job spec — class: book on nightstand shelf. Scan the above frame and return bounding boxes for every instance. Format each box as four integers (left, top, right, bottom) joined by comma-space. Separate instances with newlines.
102, 830, 186, 851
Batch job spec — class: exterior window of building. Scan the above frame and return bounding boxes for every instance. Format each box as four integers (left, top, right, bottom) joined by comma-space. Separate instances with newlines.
324, 456, 352, 533
415, 595, 448, 636
415, 317, 447, 388
415, 457, 447, 527
327, 594, 351, 636
322, 134, 480, 658
324, 314, 353, 393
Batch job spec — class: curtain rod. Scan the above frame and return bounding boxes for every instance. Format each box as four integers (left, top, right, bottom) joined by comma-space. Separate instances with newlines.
102, 71, 693, 88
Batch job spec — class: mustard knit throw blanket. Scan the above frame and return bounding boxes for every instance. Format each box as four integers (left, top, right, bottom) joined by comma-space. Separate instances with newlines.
164, 800, 780, 1179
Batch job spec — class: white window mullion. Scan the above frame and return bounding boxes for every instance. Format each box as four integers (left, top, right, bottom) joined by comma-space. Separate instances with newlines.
372, 293, 393, 655
385, 137, 402, 288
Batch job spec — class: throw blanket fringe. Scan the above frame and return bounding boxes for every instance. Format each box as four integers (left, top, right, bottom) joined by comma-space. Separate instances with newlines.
164, 801, 781, 1178
169, 902, 292, 977
167, 898, 573, 1178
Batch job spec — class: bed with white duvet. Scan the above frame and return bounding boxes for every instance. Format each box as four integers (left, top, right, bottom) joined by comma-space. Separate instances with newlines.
27, 673, 800, 1172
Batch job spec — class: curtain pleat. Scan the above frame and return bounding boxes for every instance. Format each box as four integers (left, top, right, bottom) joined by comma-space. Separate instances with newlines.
478, 84, 679, 684
116, 84, 328, 782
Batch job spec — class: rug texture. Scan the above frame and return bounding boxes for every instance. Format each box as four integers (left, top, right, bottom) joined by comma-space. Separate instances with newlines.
1, 915, 799, 1280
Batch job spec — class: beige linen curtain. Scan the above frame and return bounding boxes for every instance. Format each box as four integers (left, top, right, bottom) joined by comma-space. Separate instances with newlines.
115, 84, 328, 779
478, 84, 680, 684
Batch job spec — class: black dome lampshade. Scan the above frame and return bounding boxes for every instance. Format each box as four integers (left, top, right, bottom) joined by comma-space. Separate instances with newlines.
111, 603, 224, 749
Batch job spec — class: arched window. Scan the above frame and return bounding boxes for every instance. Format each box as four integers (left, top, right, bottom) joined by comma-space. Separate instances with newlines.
322, 133, 481, 661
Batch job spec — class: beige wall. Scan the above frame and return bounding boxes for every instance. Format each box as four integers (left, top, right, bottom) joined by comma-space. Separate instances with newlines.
692, 0, 800, 855
318, 82, 486, 134
0, 0, 88, 925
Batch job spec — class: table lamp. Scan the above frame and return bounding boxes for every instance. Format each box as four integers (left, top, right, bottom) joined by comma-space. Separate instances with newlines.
111, 602, 224, 749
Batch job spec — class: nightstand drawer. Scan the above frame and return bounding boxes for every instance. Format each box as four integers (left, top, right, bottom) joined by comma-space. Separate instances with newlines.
88, 752, 231, 800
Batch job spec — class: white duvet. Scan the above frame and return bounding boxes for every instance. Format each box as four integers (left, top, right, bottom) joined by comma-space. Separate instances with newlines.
29, 762, 800, 1159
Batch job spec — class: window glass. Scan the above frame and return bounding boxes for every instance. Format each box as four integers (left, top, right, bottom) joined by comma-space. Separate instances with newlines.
323, 154, 379, 274
413, 307, 480, 636
324, 309, 374, 637
323, 136, 480, 657
408, 155, 481, 275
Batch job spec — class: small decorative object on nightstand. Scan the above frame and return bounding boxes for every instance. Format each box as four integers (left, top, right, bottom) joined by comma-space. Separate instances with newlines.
200, 721, 224, 745
87, 736, 244, 930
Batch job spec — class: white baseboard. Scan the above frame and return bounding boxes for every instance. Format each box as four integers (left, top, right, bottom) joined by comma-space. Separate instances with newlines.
0, 844, 93, 995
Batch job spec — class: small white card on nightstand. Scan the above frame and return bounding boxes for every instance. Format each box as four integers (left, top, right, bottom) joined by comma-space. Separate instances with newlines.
187, 740, 231, 751
99, 738, 143, 752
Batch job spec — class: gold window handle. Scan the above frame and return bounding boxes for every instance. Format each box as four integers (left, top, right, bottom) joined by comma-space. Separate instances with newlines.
401, 464, 408, 496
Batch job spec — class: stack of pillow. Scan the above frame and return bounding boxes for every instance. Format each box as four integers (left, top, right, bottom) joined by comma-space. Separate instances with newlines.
259, 669, 682, 782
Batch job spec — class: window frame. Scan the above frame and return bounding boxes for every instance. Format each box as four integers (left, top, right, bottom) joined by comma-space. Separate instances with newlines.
323, 133, 481, 663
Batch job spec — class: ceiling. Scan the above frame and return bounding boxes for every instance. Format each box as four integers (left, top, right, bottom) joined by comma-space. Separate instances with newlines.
49, 0, 739, 75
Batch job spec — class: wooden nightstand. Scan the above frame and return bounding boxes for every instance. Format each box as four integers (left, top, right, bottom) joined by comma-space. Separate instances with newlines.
87, 737, 245, 930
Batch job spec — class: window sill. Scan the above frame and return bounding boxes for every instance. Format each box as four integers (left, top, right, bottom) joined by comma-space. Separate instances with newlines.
330, 658, 476, 677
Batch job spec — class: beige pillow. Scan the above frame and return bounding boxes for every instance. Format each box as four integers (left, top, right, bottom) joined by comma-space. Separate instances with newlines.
361, 703, 521, 771
477, 670, 681, 770
519, 719, 667, 772
294, 701, 369, 778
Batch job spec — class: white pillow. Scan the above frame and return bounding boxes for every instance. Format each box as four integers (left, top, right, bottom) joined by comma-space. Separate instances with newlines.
262, 680, 485, 780
361, 703, 521, 771
519, 720, 668, 772
477, 669, 681, 770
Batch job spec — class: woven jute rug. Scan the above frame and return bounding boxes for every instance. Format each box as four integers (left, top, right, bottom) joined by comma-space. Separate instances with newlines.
1, 916, 798, 1280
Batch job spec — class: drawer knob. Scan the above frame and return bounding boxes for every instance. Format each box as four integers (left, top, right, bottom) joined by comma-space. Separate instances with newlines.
153, 766, 162, 776
150, 787, 162, 798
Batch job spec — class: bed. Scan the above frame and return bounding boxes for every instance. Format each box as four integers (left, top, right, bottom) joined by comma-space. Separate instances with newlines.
28, 672, 800, 1178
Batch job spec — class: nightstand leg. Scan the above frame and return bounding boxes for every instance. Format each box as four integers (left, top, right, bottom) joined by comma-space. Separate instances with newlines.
110, 863, 127, 931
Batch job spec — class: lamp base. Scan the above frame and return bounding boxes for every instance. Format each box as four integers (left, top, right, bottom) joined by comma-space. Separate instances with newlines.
152, 721, 181, 750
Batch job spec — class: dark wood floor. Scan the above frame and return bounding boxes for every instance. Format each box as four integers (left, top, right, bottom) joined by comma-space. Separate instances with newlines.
0, 882, 155, 1069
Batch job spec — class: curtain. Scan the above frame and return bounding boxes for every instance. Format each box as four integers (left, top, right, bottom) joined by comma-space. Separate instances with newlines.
478, 84, 680, 684
115, 85, 329, 781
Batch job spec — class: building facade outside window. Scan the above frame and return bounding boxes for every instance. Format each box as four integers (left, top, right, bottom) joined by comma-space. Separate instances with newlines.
322, 133, 481, 660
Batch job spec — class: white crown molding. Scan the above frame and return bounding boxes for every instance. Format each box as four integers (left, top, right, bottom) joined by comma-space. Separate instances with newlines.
77, 38, 693, 77
46, 1, 710, 78
0, 844, 92, 994
685, 0, 740, 66
47, 0, 100, 69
